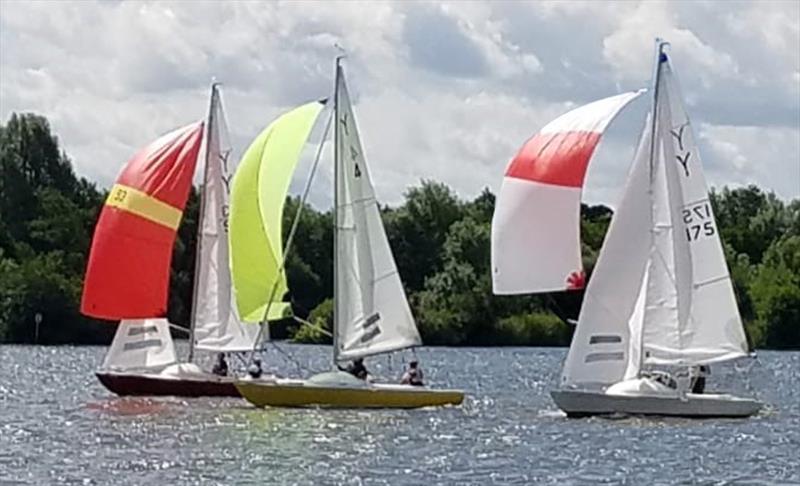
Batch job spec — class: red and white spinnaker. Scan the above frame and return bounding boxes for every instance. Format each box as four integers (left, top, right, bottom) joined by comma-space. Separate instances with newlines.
491, 90, 644, 294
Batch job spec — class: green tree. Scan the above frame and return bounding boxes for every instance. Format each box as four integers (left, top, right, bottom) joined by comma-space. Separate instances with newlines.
2, 111, 799, 349
385, 180, 463, 292
282, 196, 333, 317
0, 113, 113, 343
0, 251, 112, 344
711, 185, 791, 264
168, 188, 199, 328
495, 312, 571, 346
0, 114, 78, 249
750, 236, 800, 349
465, 187, 495, 223
722, 242, 761, 346
292, 298, 333, 344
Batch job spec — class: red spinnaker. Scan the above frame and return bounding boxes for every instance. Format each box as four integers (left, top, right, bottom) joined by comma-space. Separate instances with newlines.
81, 122, 204, 319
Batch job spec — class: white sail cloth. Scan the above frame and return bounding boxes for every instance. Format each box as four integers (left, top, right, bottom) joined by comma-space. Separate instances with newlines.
192, 86, 259, 352
561, 124, 653, 386
333, 66, 422, 362
492, 91, 644, 294
101, 319, 177, 371
561, 53, 748, 387
640, 58, 748, 366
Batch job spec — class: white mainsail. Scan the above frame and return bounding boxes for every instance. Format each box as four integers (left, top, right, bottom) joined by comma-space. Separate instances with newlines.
333, 65, 422, 362
191, 85, 259, 353
101, 319, 177, 371
562, 50, 748, 387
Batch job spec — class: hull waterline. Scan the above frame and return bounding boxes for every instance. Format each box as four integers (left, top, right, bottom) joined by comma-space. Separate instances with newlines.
551, 389, 762, 418
96, 372, 240, 398
236, 380, 464, 409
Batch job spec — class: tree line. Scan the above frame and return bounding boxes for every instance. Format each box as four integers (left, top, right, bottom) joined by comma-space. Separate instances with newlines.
1, 113, 798, 349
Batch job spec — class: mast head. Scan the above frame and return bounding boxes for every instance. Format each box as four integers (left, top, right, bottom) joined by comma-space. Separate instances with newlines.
655, 38, 671, 63
334, 43, 347, 65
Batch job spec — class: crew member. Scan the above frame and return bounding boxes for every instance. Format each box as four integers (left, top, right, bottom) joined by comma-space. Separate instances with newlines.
401, 359, 424, 386
212, 353, 228, 377
248, 357, 263, 379
341, 358, 368, 380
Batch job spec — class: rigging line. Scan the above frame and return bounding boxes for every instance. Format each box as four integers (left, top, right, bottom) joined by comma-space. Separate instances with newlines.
167, 323, 192, 335
247, 103, 336, 364
292, 315, 334, 338
269, 340, 312, 375
545, 293, 573, 326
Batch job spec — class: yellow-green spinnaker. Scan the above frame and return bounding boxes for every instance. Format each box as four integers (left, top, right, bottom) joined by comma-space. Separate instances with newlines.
229, 100, 325, 322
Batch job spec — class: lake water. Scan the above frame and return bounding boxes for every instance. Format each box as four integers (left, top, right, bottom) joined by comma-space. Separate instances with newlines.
0, 344, 797, 485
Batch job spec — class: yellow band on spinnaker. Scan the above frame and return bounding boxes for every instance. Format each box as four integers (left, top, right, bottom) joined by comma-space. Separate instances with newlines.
105, 184, 182, 230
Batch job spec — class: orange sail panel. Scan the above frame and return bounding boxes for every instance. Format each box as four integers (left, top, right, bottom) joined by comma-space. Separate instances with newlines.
81, 122, 204, 319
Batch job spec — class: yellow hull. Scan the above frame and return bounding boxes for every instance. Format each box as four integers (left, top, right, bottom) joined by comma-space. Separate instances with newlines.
236, 380, 464, 409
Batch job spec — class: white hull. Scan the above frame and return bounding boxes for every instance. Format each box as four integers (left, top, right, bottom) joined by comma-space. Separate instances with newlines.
551, 388, 762, 418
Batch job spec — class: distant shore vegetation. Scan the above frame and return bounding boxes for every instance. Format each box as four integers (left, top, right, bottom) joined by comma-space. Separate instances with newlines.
1, 113, 798, 349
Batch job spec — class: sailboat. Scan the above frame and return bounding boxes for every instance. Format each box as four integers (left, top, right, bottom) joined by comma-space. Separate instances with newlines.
494, 40, 761, 418
85, 84, 261, 397
232, 59, 464, 408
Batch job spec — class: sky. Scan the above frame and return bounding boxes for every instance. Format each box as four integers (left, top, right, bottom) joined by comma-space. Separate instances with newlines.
1, 0, 798, 209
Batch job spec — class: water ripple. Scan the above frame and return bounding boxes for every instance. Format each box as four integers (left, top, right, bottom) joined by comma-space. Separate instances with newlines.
0, 345, 797, 485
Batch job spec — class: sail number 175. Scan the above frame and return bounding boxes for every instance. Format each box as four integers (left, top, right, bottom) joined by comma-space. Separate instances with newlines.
683, 202, 715, 242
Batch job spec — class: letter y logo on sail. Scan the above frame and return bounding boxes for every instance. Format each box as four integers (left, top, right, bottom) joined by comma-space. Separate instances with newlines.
670, 122, 691, 177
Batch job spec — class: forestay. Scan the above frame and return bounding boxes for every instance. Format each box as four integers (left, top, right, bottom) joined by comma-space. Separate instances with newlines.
101, 319, 177, 371
492, 91, 643, 294
229, 101, 325, 323
192, 85, 259, 352
333, 65, 422, 362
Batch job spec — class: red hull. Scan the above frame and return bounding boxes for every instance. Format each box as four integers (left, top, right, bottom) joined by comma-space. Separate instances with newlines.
96, 372, 241, 398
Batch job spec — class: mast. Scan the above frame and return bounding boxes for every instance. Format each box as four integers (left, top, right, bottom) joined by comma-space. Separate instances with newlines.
332, 56, 342, 367
638, 38, 668, 375
187, 82, 218, 363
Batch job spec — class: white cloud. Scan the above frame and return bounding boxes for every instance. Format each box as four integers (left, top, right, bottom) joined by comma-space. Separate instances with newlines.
602, 1, 740, 87
698, 124, 800, 200
0, 0, 797, 210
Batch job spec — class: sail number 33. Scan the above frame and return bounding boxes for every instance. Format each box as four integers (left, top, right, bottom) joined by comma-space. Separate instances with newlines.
683, 201, 715, 242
